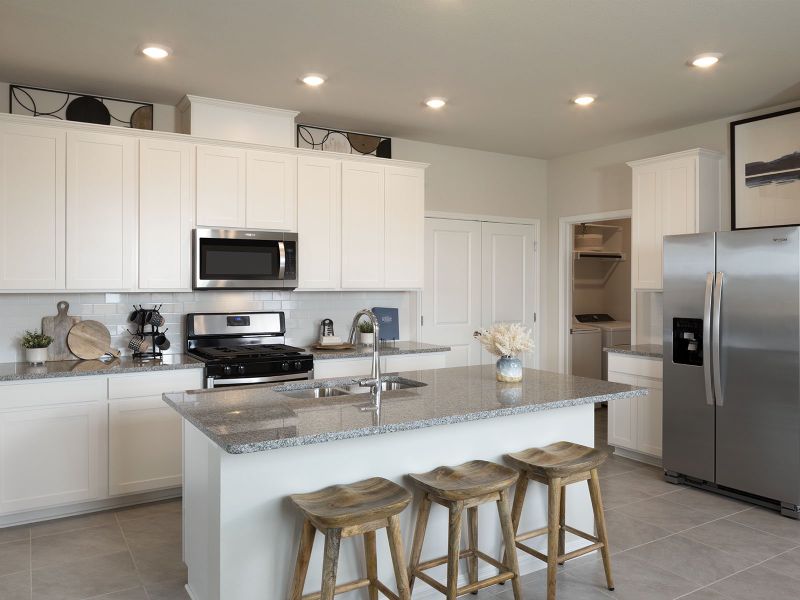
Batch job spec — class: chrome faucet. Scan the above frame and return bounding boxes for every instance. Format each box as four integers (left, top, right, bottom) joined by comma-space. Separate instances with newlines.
348, 309, 382, 407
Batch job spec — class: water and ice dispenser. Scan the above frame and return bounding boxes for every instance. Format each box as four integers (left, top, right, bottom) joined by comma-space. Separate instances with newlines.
673, 318, 704, 366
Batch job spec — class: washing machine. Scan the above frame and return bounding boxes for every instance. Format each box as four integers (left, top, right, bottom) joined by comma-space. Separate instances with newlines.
574, 314, 631, 380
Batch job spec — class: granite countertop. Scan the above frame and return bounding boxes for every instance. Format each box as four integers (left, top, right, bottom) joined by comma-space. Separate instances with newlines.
0, 353, 204, 382
164, 365, 647, 454
308, 340, 451, 360
604, 344, 663, 359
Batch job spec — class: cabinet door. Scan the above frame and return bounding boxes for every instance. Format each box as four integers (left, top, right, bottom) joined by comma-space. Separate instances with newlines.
109, 395, 182, 495
196, 145, 246, 228
297, 156, 341, 289
246, 151, 297, 231
384, 166, 424, 289
313, 358, 372, 379
606, 371, 638, 450
661, 156, 697, 238
0, 403, 106, 514
631, 164, 662, 289
0, 123, 65, 289
341, 161, 385, 289
66, 131, 137, 289
139, 139, 194, 289
636, 375, 663, 457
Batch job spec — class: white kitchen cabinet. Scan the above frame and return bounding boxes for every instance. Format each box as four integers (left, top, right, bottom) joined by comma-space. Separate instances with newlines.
196, 144, 246, 228
297, 155, 341, 289
607, 353, 663, 459
246, 150, 297, 231
384, 166, 425, 289
0, 123, 65, 289
66, 131, 137, 289
341, 161, 386, 288
139, 138, 194, 290
628, 149, 722, 290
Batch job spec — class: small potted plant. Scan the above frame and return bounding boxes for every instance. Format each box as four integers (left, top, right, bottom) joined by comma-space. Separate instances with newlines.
358, 320, 375, 346
475, 322, 534, 382
21, 329, 53, 365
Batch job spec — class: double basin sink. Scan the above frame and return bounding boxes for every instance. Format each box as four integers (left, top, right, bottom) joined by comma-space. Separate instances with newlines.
276, 376, 427, 400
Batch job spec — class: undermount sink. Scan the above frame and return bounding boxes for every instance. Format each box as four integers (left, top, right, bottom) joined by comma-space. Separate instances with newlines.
279, 386, 351, 400
343, 378, 428, 394
276, 377, 427, 399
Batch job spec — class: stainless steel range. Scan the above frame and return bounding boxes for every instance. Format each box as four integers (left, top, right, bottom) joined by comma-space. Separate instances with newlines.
186, 311, 314, 388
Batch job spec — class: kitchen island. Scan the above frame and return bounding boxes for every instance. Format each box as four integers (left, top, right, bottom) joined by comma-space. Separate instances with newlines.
164, 366, 646, 600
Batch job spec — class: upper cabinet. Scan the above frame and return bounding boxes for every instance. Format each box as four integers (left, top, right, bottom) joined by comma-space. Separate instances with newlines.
341, 161, 385, 288
0, 123, 65, 290
629, 149, 722, 290
245, 150, 297, 231
66, 131, 137, 290
297, 155, 341, 289
196, 145, 246, 228
384, 166, 425, 289
139, 139, 195, 290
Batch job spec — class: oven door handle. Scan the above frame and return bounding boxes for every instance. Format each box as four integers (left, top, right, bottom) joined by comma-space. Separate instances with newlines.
278, 241, 286, 280
208, 373, 311, 388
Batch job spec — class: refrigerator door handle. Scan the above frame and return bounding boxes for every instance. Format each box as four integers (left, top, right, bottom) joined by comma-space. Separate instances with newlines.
712, 271, 725, 406
703, 272, 716, 406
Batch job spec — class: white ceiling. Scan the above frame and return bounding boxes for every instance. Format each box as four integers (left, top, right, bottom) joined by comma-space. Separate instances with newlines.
2, 0, 800, 158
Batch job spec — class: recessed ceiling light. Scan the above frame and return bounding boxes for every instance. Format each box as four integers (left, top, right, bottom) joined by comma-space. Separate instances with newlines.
302, 74, 326, 87
425, 97, 446, 109
573, 94, 596, 106
690, 53, 722, 68
140, 44, 171, 59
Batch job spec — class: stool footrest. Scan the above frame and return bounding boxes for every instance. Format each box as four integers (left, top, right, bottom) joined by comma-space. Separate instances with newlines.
515, 525, 550, 543
300, 577, 370, 600
563, 524, 599, 544
412, 548, 515, 596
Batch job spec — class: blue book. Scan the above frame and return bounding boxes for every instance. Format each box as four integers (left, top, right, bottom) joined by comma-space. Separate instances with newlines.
372, 307, 399, 341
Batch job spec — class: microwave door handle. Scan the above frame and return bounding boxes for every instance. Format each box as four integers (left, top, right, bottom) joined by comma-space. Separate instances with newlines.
703, 272, 715, 406
712, 271, 724, 406
278, 241, 286, 280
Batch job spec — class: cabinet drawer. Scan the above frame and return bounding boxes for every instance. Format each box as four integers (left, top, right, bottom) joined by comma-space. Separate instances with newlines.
0, 377, 107, 410
108, 369, 204, 400
607, 354, 662, 379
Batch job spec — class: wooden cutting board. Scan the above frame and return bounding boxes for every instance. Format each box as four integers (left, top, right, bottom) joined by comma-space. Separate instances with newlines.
67, 321, 120, 360
42, 301, 81, 361
311, 343, 356, 351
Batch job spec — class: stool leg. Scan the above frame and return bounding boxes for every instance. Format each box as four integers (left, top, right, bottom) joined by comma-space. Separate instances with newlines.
509, 476, 529, 534
289, 519, 316, 600
364, 530, 379, 600
320, 528, 342, 600
588, 468, 614, 591
467, 506, 478, 591
546, 478, 562, 600
557, 486, 567, 565
447, 501, 464, 600
386, 515, 412, 600
497, 489, 523, 600
408, 494, 431, 593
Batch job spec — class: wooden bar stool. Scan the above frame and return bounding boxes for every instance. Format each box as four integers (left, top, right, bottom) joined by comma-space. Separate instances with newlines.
407, 460, 523, 599
288, 477, 412, 600
504, 441, 613, 600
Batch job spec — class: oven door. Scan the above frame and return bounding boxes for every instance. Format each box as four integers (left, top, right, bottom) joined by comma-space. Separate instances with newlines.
194, 228, 292, 289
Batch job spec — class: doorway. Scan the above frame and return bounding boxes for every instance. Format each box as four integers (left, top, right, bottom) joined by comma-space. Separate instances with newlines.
419, 214, 540, 368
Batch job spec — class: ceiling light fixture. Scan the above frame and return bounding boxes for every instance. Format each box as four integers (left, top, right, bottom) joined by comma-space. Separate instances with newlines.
140, 44, 171, 59
425, 97, 446, 109
573, 94, 596, 106
302, 74, 326, 87
690, 53, 722, 68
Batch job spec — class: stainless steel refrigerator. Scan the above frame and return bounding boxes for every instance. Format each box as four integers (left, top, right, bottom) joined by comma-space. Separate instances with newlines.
663, 227, 800, 518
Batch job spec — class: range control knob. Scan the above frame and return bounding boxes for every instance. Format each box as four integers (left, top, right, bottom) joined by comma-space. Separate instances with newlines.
281, 362, 290, 372
237, 365, 246, 375
223, 365, 232, 376
294, 361, 302, 370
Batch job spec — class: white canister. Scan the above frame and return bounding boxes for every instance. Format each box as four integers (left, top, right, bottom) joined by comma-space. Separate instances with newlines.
360, 332, 375, 346
25, 347, 48, 365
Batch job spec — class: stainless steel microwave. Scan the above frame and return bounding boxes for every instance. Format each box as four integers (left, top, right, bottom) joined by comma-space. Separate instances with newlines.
193, 228, 297, 289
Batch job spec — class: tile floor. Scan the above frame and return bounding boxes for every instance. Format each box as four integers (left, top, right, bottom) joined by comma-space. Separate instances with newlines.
2, 407, 799, 599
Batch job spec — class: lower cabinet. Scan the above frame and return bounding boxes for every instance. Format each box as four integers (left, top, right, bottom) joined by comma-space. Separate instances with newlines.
607, 354, 663, 459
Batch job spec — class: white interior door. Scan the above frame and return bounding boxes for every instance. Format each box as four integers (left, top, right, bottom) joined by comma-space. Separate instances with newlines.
481, 222, 537, 365
420, 218, 482, 367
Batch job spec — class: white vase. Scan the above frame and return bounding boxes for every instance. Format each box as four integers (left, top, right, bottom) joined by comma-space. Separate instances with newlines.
25, 347, 48, 365
360, 332, 375, 346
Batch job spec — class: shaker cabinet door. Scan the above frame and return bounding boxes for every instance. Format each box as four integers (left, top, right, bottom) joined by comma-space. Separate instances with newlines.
341, 161, 385, 288
196, 145, 246, 228
297, 156, 341, 289
384, 166, 424, 289
246, 151, 297, 231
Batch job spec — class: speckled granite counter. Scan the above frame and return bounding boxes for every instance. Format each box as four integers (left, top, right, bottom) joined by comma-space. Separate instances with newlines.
0, 354, 203, 382
604, 344, 663, 359
164, 365, 646, 454
308, 340, 450, 360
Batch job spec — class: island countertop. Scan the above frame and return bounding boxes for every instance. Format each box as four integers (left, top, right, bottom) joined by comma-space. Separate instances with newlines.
163, 365, 646, 454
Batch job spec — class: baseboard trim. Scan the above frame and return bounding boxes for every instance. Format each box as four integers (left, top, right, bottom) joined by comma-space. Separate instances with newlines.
612, 447, 662, 467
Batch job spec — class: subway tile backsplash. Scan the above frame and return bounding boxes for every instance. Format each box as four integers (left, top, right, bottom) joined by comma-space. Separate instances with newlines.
0, 291, 411, 363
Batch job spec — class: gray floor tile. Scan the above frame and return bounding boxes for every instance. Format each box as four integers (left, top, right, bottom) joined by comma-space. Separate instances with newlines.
0, 525, 29, 545
615, 496, 718, 533
32, 550, 140, 600
602, 509, 672, 553
726, 506, 800, 544
760, 547, 800, 582
30, 511, 118, 539
602, 469, 676, 498
144, 578, 190, 600
708, 564, 800, 600
88, 587, 149, 600
130, 540, 186, 585
31, 523, 127, 570
657, 487, 751, 520
682, 519, 797, 564
0, 570, 31, 600
621, 534, 755, 586
119, 513, 181, 551
599, 475, 656, 510
597, 456, 642, 479
493, 567, 613, 599
0, 539, 30, 577
115, 499, 181, 522
679, 588, 732, 600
